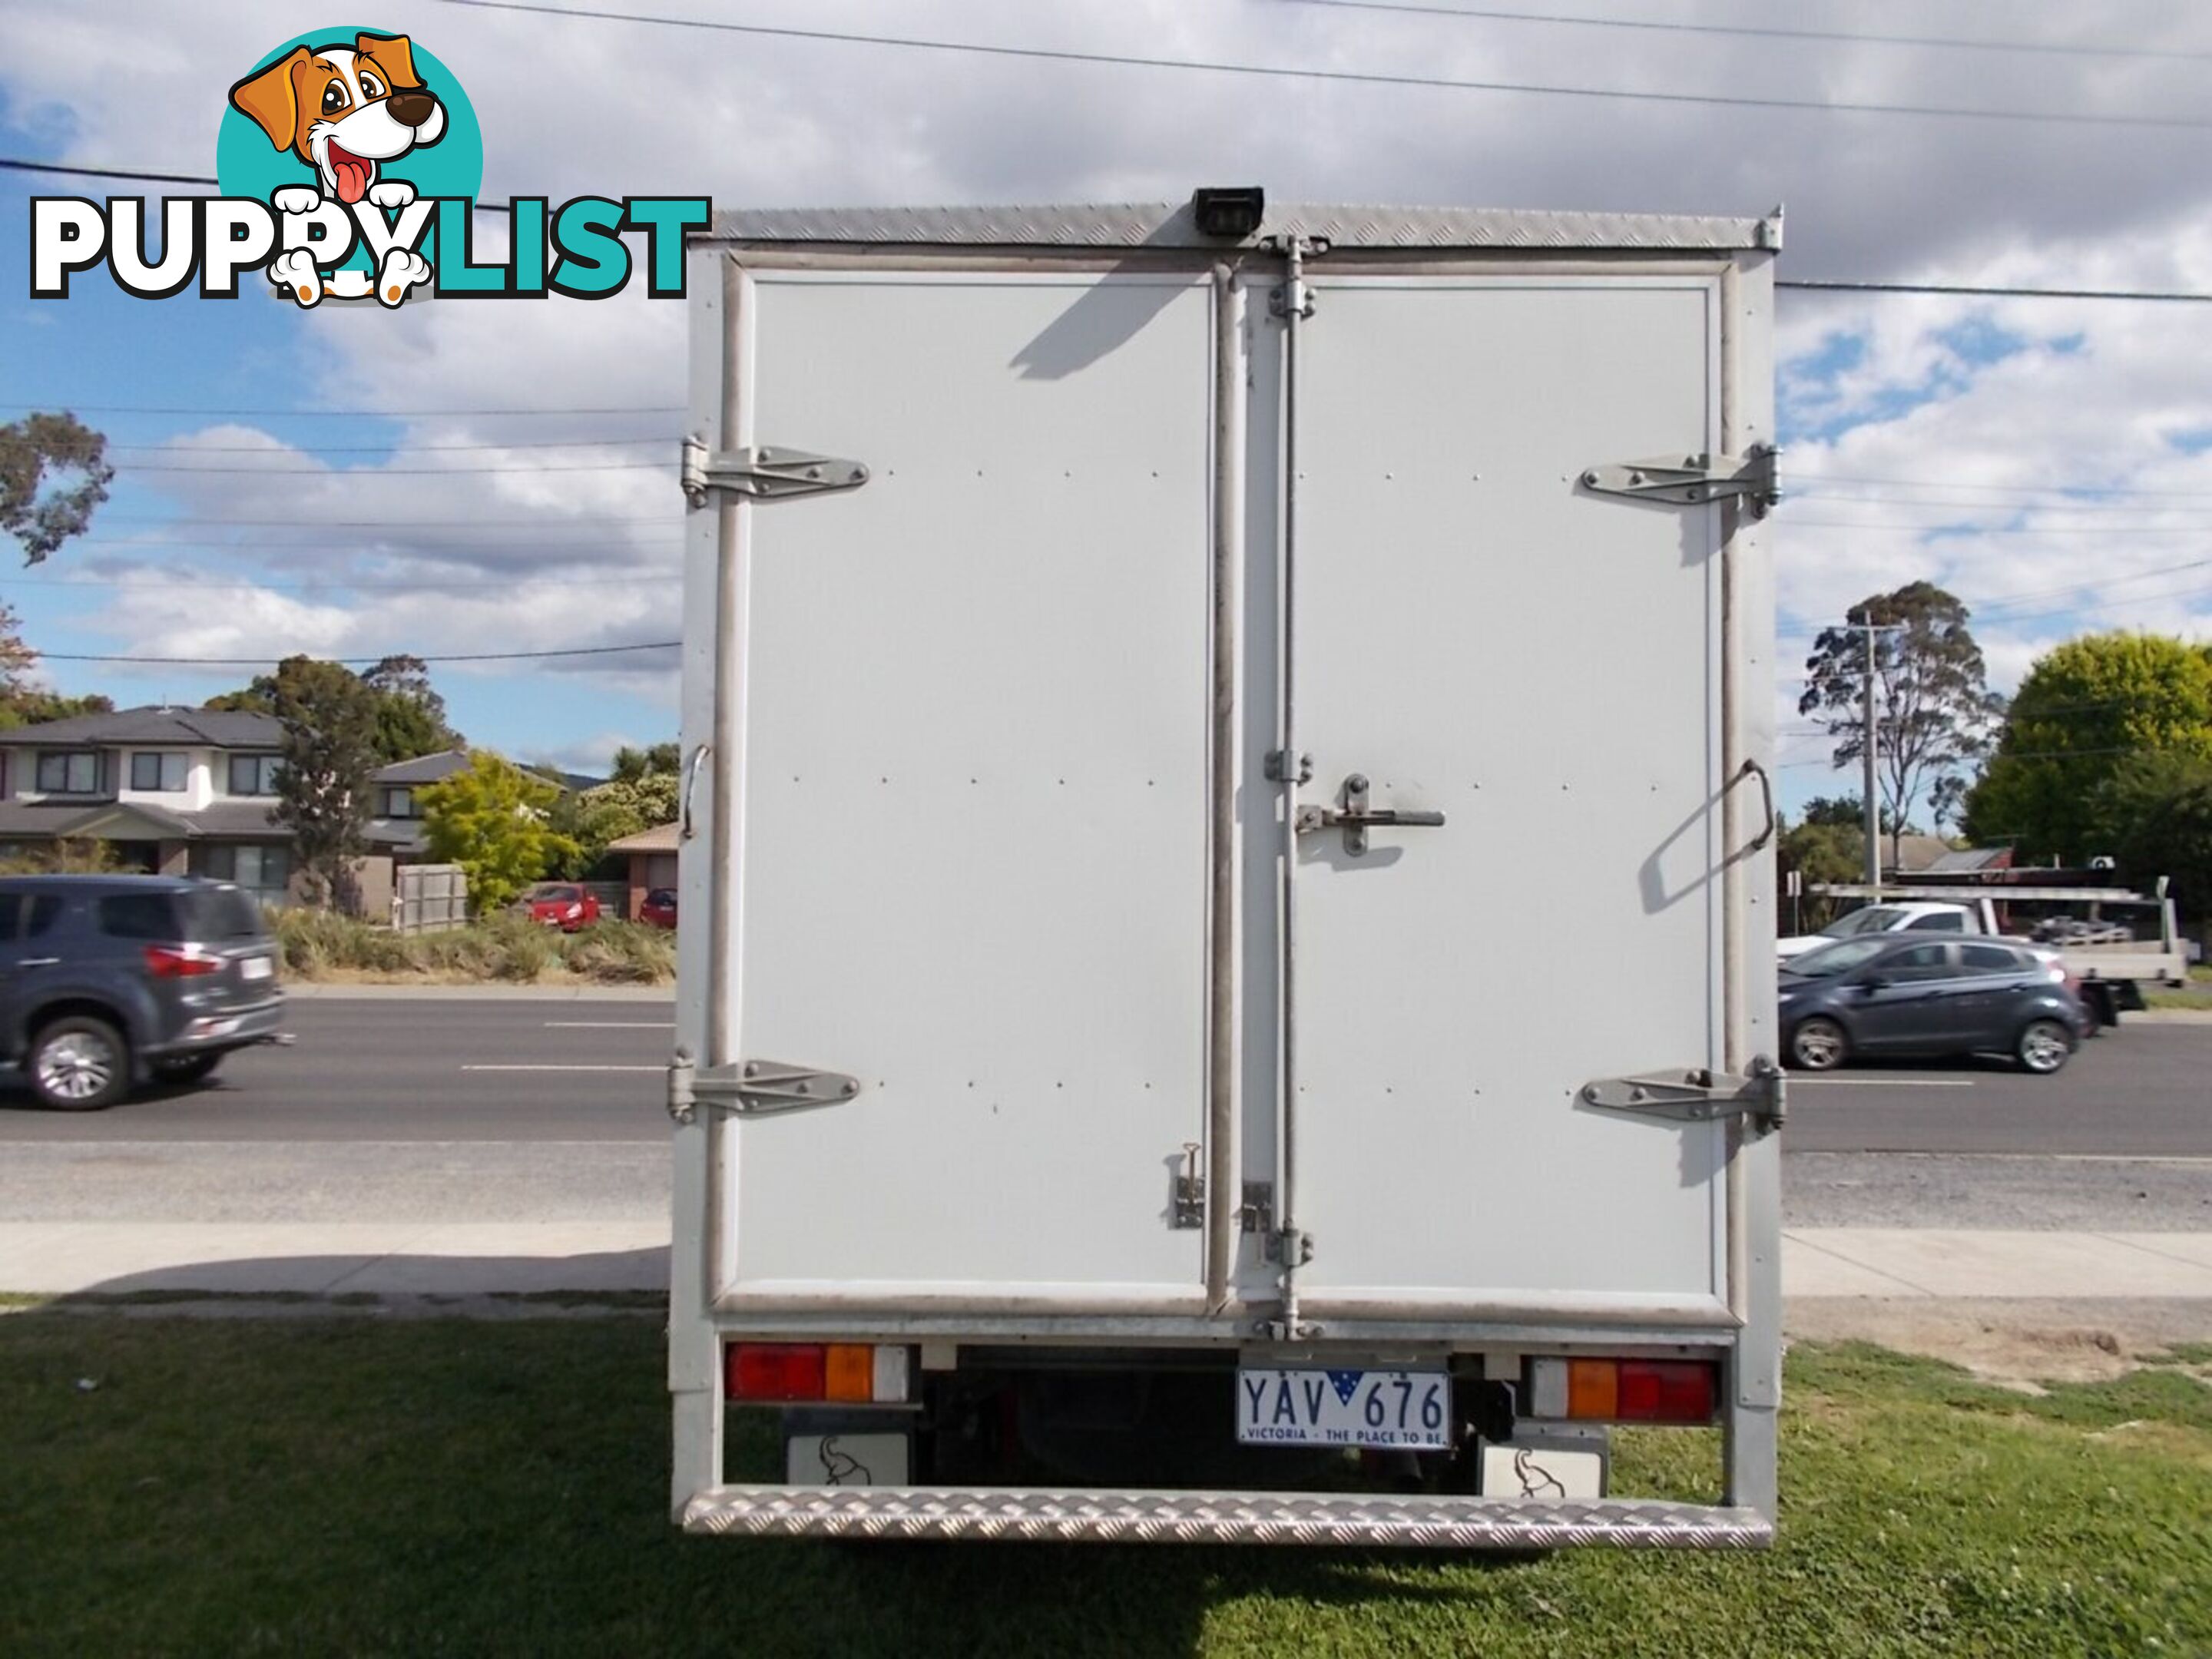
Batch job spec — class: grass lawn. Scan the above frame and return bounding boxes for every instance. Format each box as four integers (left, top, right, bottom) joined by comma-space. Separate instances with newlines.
2, 1316, 2207, 1657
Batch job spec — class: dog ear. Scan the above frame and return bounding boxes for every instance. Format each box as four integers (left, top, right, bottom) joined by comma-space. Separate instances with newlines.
356, 31, 424, 88
228, 47, 310, 151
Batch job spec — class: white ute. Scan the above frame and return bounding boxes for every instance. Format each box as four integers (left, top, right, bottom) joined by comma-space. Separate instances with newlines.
1777, 900, 1985, 962
667, 192, 1785, 1548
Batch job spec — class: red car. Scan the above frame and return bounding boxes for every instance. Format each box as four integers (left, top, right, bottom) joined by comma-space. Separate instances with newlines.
637, 888, 678, 929
518, 882, 600, 932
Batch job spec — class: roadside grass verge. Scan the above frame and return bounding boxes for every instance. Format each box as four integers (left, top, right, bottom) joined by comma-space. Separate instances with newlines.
2, 1320, 2207, 1657
273, 909, 674, 986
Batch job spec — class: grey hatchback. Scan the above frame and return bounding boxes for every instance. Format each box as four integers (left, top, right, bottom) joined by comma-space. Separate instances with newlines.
1778, 933, 2090, 1075
0, 876, 289, 1110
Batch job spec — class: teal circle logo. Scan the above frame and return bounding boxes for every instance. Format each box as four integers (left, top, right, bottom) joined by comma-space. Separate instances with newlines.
218, 28, 481, 204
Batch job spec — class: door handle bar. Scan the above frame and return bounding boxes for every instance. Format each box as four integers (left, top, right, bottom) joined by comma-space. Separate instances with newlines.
1293, 773, 1447, 856
1734, 757, 1777, 853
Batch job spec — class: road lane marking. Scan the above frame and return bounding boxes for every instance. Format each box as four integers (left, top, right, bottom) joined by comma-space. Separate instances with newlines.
1790, 1079, 1976, 1088
543, 1022, 675, 1029
462, 1065, 664, 1073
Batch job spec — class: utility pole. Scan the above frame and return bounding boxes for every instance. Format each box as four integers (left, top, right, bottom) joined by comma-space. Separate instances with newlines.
1863, 624, 1881, 889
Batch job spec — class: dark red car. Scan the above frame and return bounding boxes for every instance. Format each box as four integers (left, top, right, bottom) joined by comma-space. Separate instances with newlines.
637, 888, 678, 929
518, 882, 600, 932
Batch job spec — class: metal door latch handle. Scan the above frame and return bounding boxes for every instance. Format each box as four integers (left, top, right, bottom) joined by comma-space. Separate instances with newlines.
1293, 773, 1446, 856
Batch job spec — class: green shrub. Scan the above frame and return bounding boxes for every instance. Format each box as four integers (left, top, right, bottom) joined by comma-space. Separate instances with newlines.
562, 920, 676, 984
266, 905, 673, 984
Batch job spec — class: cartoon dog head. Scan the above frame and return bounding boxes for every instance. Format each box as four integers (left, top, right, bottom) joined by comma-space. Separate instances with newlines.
229, 33, 446, 205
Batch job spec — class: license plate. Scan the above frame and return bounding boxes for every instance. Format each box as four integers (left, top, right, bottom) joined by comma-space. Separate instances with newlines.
1237, 1367, 1451, 1450
240, 956, 273, 982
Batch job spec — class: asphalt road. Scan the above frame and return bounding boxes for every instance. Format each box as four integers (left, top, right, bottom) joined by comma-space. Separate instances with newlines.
0, 997, 2204, 1232
0, 996, 2204, 1155
0, 996, 676, 1144
1784, 1022, 2212, 1157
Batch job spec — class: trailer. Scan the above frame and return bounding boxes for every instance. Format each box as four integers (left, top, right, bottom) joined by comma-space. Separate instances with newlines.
668, 192, 1784, 1547
1810, 881, 2190, 1023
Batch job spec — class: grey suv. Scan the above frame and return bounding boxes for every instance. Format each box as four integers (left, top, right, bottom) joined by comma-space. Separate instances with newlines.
0, 876, 289, 1110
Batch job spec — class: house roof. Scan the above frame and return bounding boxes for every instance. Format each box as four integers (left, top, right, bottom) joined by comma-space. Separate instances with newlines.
372, 750, 600, 794
373, 748, 473, 786
366, 818, 429, 853
0, 706, 281, 749
0, 797, 283, 841
1889, 835, 1957, 874
1926, 846, 2013, 874
607, 822, 679, 854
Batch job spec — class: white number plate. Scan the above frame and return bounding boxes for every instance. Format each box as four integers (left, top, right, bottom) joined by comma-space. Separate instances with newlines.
240, 956, 273, 982
1236, 1367, 1451, 1450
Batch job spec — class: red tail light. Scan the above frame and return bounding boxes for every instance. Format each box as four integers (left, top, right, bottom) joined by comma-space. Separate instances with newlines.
1531, 1357, 1719, 1424
724, 1342, 912, 1403
727, 1343, 826, 1402
1615, 1360, 1717, 1423
144, 945, 221, 979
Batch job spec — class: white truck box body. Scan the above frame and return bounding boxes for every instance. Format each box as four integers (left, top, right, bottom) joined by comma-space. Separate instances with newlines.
670, 200, 1783, 1547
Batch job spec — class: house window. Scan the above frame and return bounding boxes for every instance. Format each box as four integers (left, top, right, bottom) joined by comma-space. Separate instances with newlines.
386, 786, 415, 820
130, 752, 189, 793
195, 843, 293, 901
35, 751, 102, 794
228, 754, 282, 796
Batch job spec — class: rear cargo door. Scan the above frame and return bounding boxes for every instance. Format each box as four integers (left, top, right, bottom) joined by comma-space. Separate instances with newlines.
1285, 275, 1730, 1311
717, 265, 1216, 1306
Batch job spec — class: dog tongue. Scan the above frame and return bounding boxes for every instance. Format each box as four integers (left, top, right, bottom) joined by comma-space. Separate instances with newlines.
333, 157, 369, 204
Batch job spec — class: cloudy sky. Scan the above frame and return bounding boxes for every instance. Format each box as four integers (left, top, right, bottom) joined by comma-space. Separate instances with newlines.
3, 0, 2210, 808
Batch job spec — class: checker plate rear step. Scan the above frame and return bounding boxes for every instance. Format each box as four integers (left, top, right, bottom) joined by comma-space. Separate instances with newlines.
684, 1487, 1773, 1548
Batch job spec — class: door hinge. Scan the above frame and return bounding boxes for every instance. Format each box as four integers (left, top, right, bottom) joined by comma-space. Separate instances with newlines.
1171, 1142, 1205, 1230
680, 436, 870, 507
667, 1051, 863, 1123
1581, 443, 1781, 518
1580, 1056, 1786, 1134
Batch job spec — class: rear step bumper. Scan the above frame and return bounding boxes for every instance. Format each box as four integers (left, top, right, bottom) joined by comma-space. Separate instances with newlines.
683, 1486, 1773, 1548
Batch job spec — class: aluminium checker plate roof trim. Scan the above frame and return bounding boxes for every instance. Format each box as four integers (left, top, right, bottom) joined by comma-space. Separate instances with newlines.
703, 200, 1783, 253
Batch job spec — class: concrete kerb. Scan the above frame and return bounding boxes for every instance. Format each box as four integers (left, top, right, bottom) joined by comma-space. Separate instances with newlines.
9, 1225, 2212, 1302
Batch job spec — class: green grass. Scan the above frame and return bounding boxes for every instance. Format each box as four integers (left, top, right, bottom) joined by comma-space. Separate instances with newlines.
1, 1320, 2207, 1657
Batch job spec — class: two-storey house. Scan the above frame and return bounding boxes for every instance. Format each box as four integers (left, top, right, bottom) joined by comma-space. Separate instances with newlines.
0, 707, 453, 908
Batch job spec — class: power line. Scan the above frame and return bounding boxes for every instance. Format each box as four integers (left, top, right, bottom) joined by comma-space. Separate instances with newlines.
102, 437, 676, 455
56, 536, 679, 555
1793, 473, 2212, 503
3, 569, 680, 593
427, 0, 2212, 132
0, 157, 518, 216
1777, 279, 2212, 303
1965, 558, 2212, 613
1786, 518, 2212, 535
15, 154, 2212, 304
1273, 0, 2208, 62
91, 513, 672, 528
1966, 581, 2212, 624
35, 641, 679, 667
1793, 489, 2212, 512
2, 157, 224, 189
118, 459, 673, 475
1, 399, 678, 417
